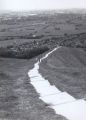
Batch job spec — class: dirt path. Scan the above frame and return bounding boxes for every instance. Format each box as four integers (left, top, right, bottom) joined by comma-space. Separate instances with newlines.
0, 57, 66, 120
29, 46, 86, 120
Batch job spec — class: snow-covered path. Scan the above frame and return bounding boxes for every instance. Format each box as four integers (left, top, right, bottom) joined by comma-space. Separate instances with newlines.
28, 46, 86, 120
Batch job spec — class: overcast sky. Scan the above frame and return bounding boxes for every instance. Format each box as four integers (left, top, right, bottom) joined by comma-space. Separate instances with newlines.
0, 0, 86, 11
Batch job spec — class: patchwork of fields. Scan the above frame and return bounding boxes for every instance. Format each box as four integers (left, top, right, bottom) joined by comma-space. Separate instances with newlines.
0, 11, 86, 120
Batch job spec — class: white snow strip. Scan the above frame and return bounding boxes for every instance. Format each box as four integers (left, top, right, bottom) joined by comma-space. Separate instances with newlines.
52, 99, 86, 120
28, 46, 86, 120
36, 85, 61, 97
40, 92, 75, 105
30, 80, 50, 87
30, 76, 45, 82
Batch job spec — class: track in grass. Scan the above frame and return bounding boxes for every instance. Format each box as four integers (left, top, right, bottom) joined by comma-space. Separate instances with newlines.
28, 46, 86, 120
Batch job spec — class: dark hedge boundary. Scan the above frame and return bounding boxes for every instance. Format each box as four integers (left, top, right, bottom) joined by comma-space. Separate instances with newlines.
1, 32, 86, 59
0, 46, 49, 59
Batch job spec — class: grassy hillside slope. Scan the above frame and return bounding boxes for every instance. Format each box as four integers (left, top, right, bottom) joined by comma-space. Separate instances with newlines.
0, 57, 67, 120
39, 47, 86, 99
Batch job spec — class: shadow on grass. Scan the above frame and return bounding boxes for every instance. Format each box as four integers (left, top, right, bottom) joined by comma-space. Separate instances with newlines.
0, 46, 49, 59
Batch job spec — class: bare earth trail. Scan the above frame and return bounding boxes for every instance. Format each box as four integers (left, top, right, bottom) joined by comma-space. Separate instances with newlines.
0, 56, 66, 120
0, 46, 86, 120
28, 46, 86, 120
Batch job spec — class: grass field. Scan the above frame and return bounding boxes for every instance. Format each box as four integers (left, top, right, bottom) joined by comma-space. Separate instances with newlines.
0, 56, 67, 120
0, 12, 86, 58
39, 47, 86, 99
0, 11, 86, 120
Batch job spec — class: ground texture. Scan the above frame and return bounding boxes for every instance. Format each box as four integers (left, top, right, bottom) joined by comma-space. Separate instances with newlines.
0, 56, 67, 120
39, 47, 86, 99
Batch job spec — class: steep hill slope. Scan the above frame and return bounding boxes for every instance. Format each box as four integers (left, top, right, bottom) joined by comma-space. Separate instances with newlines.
39, 47, 86, 99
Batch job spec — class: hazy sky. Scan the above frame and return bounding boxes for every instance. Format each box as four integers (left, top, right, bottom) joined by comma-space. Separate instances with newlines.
0, 0, 86, 11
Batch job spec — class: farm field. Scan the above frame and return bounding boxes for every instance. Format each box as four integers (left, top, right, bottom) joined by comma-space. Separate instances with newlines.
0, 11, 86, 120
